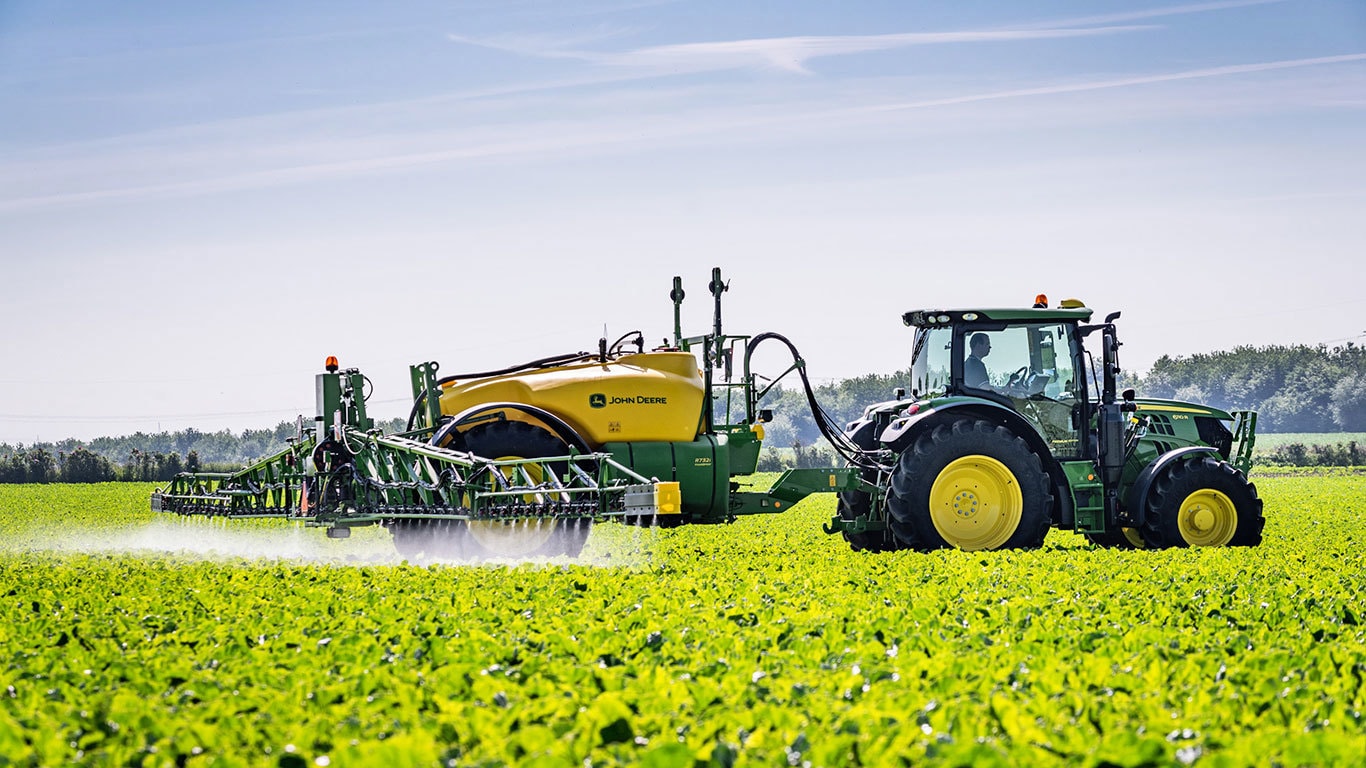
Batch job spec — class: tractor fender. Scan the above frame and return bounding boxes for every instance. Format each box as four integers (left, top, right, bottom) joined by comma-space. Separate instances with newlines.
841, 399, 909, 447
879, 400, 1072, 528
843, 416, 881, 447
433, 401, 594, 455
1125, 446, 1221, 521
879, 399, 1051, 460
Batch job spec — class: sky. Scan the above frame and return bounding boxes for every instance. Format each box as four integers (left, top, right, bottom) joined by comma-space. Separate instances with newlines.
1, 0, 1363, 445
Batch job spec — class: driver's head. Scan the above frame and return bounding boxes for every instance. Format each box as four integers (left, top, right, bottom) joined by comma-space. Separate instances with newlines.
970, 333, 991, 358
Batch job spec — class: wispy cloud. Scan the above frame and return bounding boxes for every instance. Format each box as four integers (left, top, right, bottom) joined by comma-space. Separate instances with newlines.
446, 0, 1293, 75
451, 26, 1154, 75
860, 53, 1366, 115
593, 27, 1154, 74
2, 52, 1360, 214
1016, 0, 1291, 30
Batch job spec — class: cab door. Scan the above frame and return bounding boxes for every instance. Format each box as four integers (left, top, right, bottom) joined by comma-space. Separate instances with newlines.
958, 322, 1085, 458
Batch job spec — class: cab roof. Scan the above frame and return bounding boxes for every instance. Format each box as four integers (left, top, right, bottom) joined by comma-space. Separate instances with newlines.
902, 306, 1095, 327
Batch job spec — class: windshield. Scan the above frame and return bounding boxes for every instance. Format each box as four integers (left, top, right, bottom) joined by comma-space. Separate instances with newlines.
910, 326, 952, 398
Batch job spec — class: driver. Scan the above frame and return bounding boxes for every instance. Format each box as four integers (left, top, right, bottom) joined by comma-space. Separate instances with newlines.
964, 333, 991, 389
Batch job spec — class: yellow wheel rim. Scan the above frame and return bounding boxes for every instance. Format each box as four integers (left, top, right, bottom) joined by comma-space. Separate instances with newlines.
1176, 488, 1238, 546
464, 453, 560, 554
1122, 527, 1146, 549
466, 456, 558, 556
928, 455, 1023, 551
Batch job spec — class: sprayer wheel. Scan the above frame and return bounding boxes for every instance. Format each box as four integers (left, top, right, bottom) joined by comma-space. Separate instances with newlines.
417, 421, 593, 560
391, 521, 429, 559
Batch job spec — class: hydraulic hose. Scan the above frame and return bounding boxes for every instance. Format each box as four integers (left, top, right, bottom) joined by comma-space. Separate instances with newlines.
435, 350, 597, 385
746, 332, 889, 472
407, 349, 598, 431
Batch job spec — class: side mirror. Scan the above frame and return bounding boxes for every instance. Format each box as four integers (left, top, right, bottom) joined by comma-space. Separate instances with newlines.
1121, 388, 1137, 412
894, 387, 906, 401
758, 409, 774, 423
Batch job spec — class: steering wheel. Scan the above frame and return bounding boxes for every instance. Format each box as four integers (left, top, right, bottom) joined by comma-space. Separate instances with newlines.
1005, 366, 1028, 390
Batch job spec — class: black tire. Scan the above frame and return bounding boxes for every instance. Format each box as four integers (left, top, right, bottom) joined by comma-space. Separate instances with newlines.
391, 521, 429, 559
836, 424, 902, 552
390, 519, 464, 559
887, 418, 1052, 551
1139, 456, 1263, 548
392, 421, 592, 560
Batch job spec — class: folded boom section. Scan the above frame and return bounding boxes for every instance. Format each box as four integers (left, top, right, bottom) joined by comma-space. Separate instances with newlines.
152, 425, 669, 532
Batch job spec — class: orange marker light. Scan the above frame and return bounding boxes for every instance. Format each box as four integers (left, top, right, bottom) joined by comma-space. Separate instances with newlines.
325, 356, 339, 372
1033, 294, 1048, 308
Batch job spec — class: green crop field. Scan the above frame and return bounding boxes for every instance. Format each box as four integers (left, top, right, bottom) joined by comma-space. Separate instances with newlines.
1, 479, 1363, 767
1253, 433, 1366, 450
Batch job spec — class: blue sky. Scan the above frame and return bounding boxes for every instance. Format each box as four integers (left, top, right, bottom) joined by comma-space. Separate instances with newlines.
1, 0, 1363, 444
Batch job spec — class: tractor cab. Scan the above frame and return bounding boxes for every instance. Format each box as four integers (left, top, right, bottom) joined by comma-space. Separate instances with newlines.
903, 299, 1097, 460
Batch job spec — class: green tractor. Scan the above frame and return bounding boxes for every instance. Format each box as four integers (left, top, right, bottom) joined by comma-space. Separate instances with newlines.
826, 298, 1263, 551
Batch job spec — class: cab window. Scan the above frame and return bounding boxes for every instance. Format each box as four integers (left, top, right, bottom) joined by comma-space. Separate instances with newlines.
960, 323, 1079, 399
910, 326, 952, 398
961, 322, 1083, 457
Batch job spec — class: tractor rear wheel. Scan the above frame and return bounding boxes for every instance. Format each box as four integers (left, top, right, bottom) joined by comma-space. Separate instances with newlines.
393, 421, 592, 560
887, 418, 1051, 551
1139, 455, 1263, 548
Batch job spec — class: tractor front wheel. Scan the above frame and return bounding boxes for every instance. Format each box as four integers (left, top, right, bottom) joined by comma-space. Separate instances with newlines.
1084, 527, 1146, 549
1139, 456, 1263, 548
887, 418, 1051, 551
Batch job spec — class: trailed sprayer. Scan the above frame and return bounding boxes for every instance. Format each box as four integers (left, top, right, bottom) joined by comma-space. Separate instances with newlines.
154, 268, 1263, 557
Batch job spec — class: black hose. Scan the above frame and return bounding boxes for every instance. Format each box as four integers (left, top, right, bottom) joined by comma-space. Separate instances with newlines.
407, 349, 597, 431
746, 332, 888, 471
436, 350, 596, 385
608, 330, 644, 356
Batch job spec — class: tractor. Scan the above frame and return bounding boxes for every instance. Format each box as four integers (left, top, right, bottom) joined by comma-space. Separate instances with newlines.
828, 299, 1263, 551
152, 270, 1263, 556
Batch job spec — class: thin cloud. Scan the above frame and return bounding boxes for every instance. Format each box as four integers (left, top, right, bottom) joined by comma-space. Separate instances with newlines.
446, 0, 1291, 75
859, 53, 1366, 115
451, 25, 1154, 75
1015, 0, 1291, 30
2, 53, 1361, 213
592, 27, 1154, 74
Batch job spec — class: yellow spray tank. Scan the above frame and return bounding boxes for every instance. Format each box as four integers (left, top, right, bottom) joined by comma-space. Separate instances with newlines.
437, 350, 706, 448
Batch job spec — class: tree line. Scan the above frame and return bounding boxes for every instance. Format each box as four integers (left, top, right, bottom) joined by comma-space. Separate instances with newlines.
1139, 343, 1365, 432
2, 342, 1362, 482
0, 418, 406, 484
0, 446, 203, 484
756, 342, 1365, 448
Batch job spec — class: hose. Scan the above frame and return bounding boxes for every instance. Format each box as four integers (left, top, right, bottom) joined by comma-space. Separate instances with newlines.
746, 332, 889, 472
407, 349, 597, 430
608, 330, 644, 356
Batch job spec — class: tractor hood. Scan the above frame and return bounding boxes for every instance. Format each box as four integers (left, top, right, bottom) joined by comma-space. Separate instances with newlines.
1133, 398, 1236, 421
